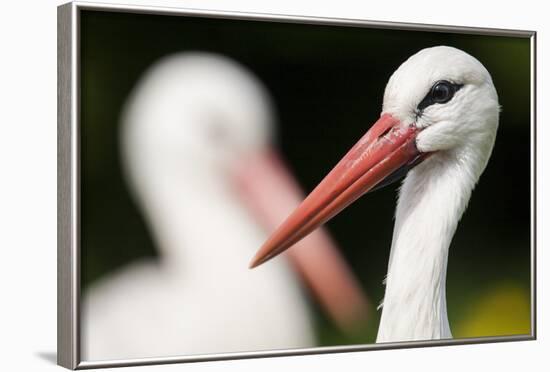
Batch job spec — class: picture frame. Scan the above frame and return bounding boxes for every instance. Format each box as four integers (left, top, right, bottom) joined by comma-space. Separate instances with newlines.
57, 1, 537, 369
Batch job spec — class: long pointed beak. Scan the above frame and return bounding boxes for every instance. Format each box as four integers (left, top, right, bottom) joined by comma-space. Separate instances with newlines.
249, 113, 424, 269
232, 148, 370, 331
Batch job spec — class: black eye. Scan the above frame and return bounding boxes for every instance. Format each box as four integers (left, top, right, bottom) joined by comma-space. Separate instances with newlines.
431, 82, 453, 103
417, 80, 463, 112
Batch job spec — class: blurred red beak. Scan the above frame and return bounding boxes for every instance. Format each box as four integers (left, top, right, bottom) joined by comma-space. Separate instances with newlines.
233, 147, 370, 331
249, 113, 424, 269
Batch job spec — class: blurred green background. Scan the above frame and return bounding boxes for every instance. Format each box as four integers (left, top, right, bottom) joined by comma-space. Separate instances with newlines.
80, 10, 532, 346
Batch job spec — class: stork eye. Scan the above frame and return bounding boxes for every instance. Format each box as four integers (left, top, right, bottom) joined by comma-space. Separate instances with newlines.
417, 80, 463, 112
432, 82, 453, 103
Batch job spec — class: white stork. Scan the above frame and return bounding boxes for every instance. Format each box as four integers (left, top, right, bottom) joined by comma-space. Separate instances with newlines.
82, 52, 368, 361
250, 46, 499, 343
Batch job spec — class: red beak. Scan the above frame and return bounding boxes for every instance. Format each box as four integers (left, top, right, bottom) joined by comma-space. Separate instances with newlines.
249, 113, 424, 268
233, 147, 370, 331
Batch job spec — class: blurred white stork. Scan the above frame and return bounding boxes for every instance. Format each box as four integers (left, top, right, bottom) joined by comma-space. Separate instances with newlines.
250, 46, 499, 343
82, 52, 368, 361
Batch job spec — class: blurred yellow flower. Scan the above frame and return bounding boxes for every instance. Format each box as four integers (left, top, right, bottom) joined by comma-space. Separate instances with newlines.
455, 282, 531, 338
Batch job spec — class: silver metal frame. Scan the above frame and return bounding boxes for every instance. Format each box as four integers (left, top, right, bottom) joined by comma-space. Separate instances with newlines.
57, 1, 537, 369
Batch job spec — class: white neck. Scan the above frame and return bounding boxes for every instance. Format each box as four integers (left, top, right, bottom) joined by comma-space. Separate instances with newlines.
376, 148, 481, 343
131, 164, 264, 278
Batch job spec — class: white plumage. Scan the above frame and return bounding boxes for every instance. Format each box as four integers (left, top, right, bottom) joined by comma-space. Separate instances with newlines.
377, 46, 498, 342
82, 53, 315, 361
249, 46, 499, 345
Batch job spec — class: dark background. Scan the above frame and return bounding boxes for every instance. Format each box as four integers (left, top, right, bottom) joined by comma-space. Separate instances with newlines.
80, 10, 532, 345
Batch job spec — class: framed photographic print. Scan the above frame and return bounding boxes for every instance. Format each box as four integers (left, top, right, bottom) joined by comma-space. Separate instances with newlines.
57, 1, 536, 369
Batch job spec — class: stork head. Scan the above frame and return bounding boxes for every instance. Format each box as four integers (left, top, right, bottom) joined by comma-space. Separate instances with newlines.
384, 46, 499, 155
250, 46, 499, 268
121, 52, 273, 190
